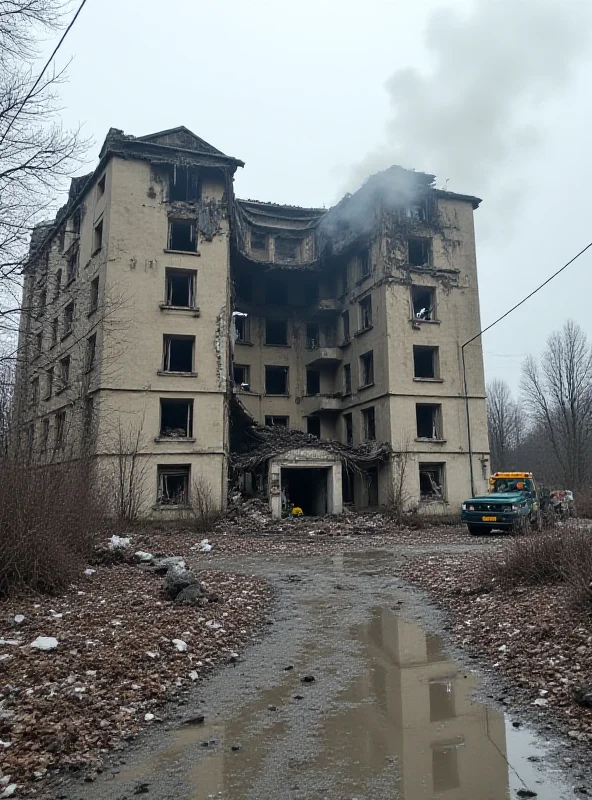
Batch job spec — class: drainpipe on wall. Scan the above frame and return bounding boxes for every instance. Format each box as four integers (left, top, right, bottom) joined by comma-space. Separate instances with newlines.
461, 342, 476, 497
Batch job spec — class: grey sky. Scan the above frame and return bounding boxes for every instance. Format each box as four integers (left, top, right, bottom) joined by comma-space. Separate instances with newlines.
46, 0, 592, 394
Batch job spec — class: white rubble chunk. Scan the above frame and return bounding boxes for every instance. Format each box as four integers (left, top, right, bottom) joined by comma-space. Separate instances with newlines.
144, 713, 155, 721
0, 640, 22, 647
108, 535, 131, 550
30, 636, 58, 651
200, 539, 212, 552
0, 784, 17, 798
84, 568, 96, 576
13, 615, 25, 625
134, 551, 154, 562
172, 639, 188, 652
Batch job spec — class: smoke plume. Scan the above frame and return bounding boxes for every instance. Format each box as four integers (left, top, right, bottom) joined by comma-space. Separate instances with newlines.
348, 0, 591, 210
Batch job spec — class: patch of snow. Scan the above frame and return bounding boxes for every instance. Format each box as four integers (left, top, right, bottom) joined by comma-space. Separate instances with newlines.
13, 615, 25, 625
533, 698, 548, 707
84, 568, 96, 576
30, 636, 58, 651
108, 535, 131, 550
200, 539, 212, 552
146, 651, 159, 659
144, 713, 155, 721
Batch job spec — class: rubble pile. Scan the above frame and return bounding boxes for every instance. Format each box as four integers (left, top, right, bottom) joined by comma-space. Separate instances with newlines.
0, 538, 269, 793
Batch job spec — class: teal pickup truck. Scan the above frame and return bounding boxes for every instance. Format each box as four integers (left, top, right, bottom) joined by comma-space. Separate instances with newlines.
461, 471, 543, 535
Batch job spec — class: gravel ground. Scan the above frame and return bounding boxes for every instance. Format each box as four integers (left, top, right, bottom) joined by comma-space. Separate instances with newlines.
0, 546, 270, 795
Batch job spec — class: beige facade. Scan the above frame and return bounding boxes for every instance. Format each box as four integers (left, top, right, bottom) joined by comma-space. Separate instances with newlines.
14, 126, 489, 517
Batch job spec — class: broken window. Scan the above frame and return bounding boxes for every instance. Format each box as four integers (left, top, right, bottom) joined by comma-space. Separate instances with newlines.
341, 364, 351, 396
54, 269, 62, 301
366, 466, 379, 507
40, 418, 49, 451
358, 250, 370, 279
306, 369, 320, 395
234, 314, 250, 343
233, 364, 250, 389
45, 367, 54, 399
250, 231, 267, 256
408, 237, 431, 267
265, 415, 289, 427
429, 680, 455, 722
59, 356, 70, 388
157, 465, 190, 505
265, 365, 288, 395
165, 268, 196, 307
344, 412, 353, 446
162, 335, 194, 373
362, 406, 376, 441
342, 310, 350, 342
86, 334, 97, 372
89, 276, 99, 313
97, 173, 106, 199
31, 377, 39, 406
265, 276, 288, 305
416, 404, 442, 439
35, 331, 43, 357
50, 317, 58, 348
360, 351, 374, 387
342, 465, 354, 503
168, 219, 197, 252
66, 244, 79, 282
304, 277, 319, 305
160, 399, 193, 438
236, 273, 252, 302
419, 462, 445, 501
72, 208, 81, 236
432, 745, 460, 792
93, 220, 103, 254
411, 285, 436, 320
341, 266, 349, 294
358, 295, 372, 330
275, 236, 299, 261
265, 319, 288, 346
306, 323, 319, 349
413, 345, 439, 379
306, 416, 321, 437
169, 165, 200, 203
63, 302, 74, 336
55, 410, 66, 449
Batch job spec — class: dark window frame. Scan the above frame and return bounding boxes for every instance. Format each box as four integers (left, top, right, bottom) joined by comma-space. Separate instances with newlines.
159, 398, 194, 439
157, 464, 190, 506
360, 350, 374, 387
362, 406, 376, 441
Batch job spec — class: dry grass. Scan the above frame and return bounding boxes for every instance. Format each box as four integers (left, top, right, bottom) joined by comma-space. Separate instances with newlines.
0, 460, 103, 597
481, 525, 592, 612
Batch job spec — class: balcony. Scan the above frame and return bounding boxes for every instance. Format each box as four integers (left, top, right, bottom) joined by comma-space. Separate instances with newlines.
304, 393, 342, 414
304, 346, 342, 367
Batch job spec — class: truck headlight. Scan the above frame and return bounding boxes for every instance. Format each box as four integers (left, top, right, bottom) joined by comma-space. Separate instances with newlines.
462, 503, 467, 511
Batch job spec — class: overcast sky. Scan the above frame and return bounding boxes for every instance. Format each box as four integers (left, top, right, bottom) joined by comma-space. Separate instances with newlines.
45, 0, 592, 394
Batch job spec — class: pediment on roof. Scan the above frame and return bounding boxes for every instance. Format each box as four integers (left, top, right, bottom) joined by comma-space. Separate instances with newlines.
137, 126, 224, 155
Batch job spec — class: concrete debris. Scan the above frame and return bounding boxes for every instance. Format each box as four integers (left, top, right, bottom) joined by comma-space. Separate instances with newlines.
152, 556, 188, 575
134, 551, 154, 563
108, 535, 131, 550
30, 636, 58, 651
13, 615, 25, 626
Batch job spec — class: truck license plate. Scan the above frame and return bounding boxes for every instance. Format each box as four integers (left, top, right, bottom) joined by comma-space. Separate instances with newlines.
482, 516, 497, 522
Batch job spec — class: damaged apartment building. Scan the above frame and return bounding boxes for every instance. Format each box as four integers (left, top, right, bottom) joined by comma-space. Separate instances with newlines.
13, 126, 490, 518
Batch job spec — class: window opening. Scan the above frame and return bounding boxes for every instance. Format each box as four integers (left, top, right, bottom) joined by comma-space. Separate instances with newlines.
54, 269, 62, 300
412, 286, 435, 320
306, 323, 319, 349
89, 276, 99, 312
342, 464, 355, 503
234, 314, 250, 343
251, 231, 267, 255
168, 219, 197, 252
162, 335, 194, 372
60, 356, 70, 388
63, 302, 74, 336
55, 410, 66, 448
169, 165, 200, 203
160, 399, 193, 438
35, 331, 43, 356
342, 310, 350, 342
366, 466, 379, 506
360, 351, 374, 386
358, 250, 370, 278
413, 345, 438, 379
233, 364, 250, 390
362, 406, 376, 441
97, 173, 106, 198
31, 377, 39, 405
419, 463, 445, 500
265, 319, 288, 346
157, 465, 190, 505
344, 364, 352, 395
86, 334, 97, 372
66, 244, 79, 282
359, 295, 372, 330
275, 236, 299, 260
306, 416, 321, 437
306, 369, 320, 395
265, 415, 289, 427
50, 317, 58, 348
93, 220, 103, 254
416, 404, 442, 439
344, 413, 353, 446
45, 367, 53, 399
165, 268, 196, 307
408, 237, 431, 267
265, 366, 288, 395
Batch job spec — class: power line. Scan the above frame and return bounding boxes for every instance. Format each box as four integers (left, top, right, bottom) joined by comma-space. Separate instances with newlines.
0, 0, 89, 146
464, 240, 592, 349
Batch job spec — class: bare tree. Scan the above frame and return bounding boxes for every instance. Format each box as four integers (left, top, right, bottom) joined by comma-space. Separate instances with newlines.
486, 378, 519, 471
0, 1, 87, 354
521, 320, 592, 490
105, 414, 151, 522
388, 435, 413, 524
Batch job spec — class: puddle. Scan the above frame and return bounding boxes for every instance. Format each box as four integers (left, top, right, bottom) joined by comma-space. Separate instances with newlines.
105, 604, 575, 800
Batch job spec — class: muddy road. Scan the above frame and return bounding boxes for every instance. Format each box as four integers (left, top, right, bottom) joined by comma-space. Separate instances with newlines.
58, 549, 579, 800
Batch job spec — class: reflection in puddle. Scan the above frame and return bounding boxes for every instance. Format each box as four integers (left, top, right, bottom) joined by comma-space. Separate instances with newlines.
110, 604, 572, 799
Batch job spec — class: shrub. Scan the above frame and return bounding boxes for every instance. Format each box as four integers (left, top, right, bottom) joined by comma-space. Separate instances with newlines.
0, 460, 103, 597
187, 476, 221, 533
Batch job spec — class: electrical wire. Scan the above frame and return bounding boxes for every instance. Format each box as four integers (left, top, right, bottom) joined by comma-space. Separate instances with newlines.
0, 0, 90, 147
463, 240, 592, 349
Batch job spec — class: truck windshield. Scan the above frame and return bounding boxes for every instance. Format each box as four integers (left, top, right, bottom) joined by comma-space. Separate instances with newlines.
492, 478, 534, 493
